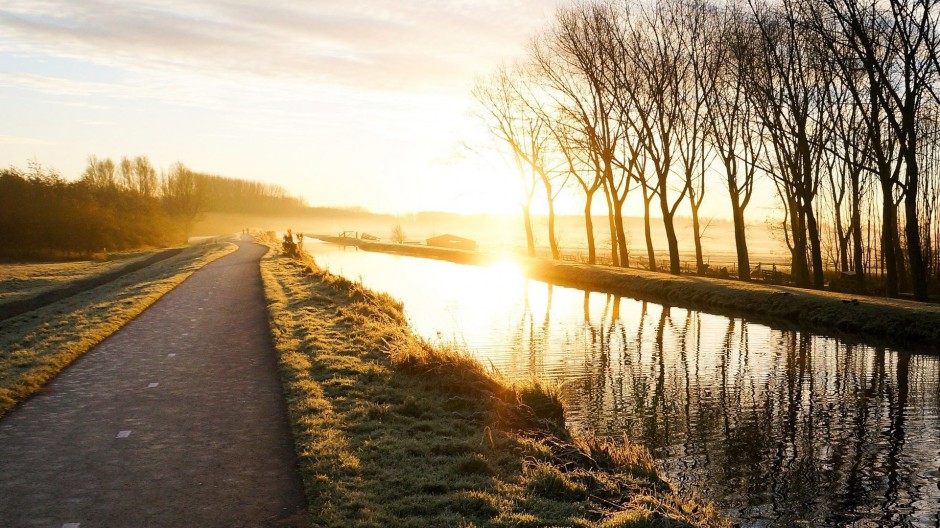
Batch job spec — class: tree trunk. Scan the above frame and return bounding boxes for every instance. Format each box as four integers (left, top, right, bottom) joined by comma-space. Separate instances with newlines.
522, 204, 535, 258
789, 194, 810, 287
642, 186, 655, 271
662, 212, 681, 275
545, 182, 560, 260
614, 201, 629, 269
834, 199, 849, 273
850, 172, 865, 293
659, 189, 681, 275
903, 154, 929, 300
584, 191, 596, 265
603, 182, 619, 266
731, 197, 750, 281
691, 201, 705, 275
839, 235, 850, 273
804, 201, 825, 289
894, 213, 909, 294
881, 178, 899, 297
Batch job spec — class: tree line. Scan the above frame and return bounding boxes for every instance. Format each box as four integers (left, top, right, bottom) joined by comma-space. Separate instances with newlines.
475, 0, 940, 300
0, 156, 306, 259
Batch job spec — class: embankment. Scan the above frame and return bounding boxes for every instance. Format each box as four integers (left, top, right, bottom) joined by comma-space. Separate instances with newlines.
314, 235, 494, 265
260, 237, 729, 528
316, 237, 940, 350
0, 247, 186, 323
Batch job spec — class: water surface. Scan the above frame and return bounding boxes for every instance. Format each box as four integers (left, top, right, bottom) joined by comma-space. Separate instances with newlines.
306, 241, 940, 527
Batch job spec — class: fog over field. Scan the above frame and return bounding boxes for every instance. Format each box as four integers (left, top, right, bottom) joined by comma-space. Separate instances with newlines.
194, 210, 788, 268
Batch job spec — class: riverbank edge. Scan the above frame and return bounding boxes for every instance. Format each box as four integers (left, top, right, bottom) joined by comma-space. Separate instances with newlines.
0, 240, 237, 418
317, 237, 940, 350
258, 236, 729, 528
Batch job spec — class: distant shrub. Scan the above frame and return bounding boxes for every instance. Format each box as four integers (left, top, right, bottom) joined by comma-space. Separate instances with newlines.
281, 229, 304, 258
391, 224, 406, 244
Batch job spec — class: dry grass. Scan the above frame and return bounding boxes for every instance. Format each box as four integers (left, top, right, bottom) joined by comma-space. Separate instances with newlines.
0, 240, 236, 418
0, 249, 162, 305
260, 241, 729, 528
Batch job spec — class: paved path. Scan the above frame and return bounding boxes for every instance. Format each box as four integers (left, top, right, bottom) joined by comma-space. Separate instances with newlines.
0, 240, 307, 528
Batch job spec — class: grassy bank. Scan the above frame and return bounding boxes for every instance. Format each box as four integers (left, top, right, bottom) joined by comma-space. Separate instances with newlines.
524, 259, 940, 349
259, 237, 728, 528
0, 248, 163, 305
313, 236, 493, 266
326, 239, 940, 349
0, 239, 236, 418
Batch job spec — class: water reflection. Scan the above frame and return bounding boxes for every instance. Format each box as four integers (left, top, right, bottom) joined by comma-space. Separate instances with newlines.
305, 241, 940, 527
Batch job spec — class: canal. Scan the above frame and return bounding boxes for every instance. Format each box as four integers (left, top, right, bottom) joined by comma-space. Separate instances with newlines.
305, 240, 940, 527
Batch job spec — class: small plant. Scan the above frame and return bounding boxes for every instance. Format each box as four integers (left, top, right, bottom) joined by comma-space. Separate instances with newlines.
281, 229, 304, 258
523, 462, 588, 501
391, 224, 406, 244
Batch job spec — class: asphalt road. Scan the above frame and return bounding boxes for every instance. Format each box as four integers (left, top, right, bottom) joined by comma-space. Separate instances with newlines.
0, 239, 307, 528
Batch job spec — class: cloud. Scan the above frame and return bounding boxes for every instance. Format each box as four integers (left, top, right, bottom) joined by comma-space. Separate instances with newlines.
0, 0, 558, 94
0, 134, 53, 145
0, 71, 130, 97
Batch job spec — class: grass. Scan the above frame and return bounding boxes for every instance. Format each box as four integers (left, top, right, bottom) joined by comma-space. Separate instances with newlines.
0, 240, 236, 418
0, 248, 163, 305
259, 234, 728, 528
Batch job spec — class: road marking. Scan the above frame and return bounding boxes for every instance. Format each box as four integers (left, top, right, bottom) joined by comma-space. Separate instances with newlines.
63, 524, 80, 528
167, 353, 176, 358
116, 430, 131, 439
148, 383, 159, 388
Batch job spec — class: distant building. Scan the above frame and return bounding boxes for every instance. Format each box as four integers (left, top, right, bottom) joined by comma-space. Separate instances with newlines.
426, 234, 477, 252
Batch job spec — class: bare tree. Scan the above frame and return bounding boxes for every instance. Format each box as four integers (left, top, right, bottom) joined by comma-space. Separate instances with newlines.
627, 1, 693, 275
391, 224, 406, 244
162, 162, 204, 235
133, 156, 159, 198
674, 0, 722, 275
703, 4, 765, 281
747, 0, 835, 288
804, 0, 939, 299
534, 3, 627, 264
80, 156, 117, 189
473, 66, 545, 257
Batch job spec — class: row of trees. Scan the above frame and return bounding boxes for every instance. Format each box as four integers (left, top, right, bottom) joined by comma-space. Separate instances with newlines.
0, 160, 179, 258
475, 0, 940, 300
0, 156, 306, 259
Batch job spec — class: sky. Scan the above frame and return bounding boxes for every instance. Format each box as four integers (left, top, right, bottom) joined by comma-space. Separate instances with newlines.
0, 0, 568, 215
0, 0, 778, 220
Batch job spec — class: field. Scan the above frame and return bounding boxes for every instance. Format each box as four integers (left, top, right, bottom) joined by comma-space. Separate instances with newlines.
0, 249, 162, 306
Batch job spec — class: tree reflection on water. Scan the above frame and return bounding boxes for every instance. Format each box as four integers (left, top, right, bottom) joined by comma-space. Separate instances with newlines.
548, 290, 939, 527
